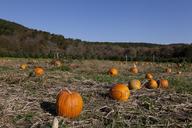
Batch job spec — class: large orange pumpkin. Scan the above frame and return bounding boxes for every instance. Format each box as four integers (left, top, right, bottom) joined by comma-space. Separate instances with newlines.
56, 89, 83, 118
146, 79, 158, 89
145, 73, 153, 80
130, 64, 138, 74
108, 67, 118, 76
128, 79, 141, 90
34, 67, 44, 76
110, 83, 130, 101
20, 64, 28, 70
158, 79, 169, 89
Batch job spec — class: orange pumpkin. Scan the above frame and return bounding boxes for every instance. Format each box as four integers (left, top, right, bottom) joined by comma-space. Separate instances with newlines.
128, 79, 141, 90
20, 64, 28, 70
158, 79, 169, 89
130, 64, 138, 74
146, 79, 158, 89
110, 83, 130, 101
56, 88, 83, 118
34, 67, 44, 76
108, 67, 118, 76
145, 73, 153, 80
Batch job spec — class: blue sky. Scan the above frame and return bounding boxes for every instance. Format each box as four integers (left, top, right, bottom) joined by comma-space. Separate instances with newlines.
0, 0, 192, 44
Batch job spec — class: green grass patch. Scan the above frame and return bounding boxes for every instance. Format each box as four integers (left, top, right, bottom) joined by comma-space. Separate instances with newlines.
0, 66, 14, 72
168, 77, 192, 94
49, 65, 71, 72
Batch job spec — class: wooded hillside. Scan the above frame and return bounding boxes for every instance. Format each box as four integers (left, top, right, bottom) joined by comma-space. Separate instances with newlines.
0, 18, 192, 62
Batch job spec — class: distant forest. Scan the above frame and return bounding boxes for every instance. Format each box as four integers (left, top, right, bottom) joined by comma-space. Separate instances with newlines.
0, 18, 192, 62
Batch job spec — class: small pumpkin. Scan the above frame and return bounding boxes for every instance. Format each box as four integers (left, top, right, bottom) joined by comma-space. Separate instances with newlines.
177, 71, 182, 75
177, 63, 182, 67
34, 67, 44, 76
128, 79, 141, 90
134, 61, 138, 65
130, 64, 138, 74
110, 83, 130, 101
165, 68, 172, 73
158, 79, 169, 89
50, 59, 62, 67
146, 79, 158, 89
108, 67, 118, 76
69, 63, 79, 68
145, 73, 153, 80
20, 64, 28, 70
56, 88, 83, 118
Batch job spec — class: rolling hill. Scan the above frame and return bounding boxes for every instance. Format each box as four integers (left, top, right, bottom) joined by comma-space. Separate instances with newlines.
0, 18, 191, 62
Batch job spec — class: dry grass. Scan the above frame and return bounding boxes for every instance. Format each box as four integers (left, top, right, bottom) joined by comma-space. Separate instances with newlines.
0, 58, 192, 128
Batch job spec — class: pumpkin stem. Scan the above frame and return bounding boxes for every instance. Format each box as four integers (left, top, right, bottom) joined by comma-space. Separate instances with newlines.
52, 117, 58, 128
65, 88, 72, 94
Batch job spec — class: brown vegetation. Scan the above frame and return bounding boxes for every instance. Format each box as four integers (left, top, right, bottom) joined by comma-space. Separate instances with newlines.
0, 58, 191, 127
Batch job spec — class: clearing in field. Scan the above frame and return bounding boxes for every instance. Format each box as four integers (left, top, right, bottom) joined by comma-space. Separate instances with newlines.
0, 58, 192, 128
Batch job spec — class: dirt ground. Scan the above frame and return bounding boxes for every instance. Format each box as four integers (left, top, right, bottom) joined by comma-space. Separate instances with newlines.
0, 58, 192, 128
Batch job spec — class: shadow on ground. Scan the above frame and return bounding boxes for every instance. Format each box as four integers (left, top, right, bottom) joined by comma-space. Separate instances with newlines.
40, 101, 57, 116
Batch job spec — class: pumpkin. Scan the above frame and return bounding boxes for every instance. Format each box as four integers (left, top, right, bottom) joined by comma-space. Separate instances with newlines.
177, 63, 182, 67
146, 79, 158, 89
56, 88, 83, 118
108, 67, 118, 76
110, 83, 130, 101
177, 71, 182, 75
34, 67, 44, 76
20, 64, 28, 70
51, 59, 62, 67
145, 73, 153, 80
134, 61, 138, 65
165, 68, 172, 73
130, 64, 138, 74
128, 79, 141, 90
69, 63, 79, 68
158, 79, 169, 89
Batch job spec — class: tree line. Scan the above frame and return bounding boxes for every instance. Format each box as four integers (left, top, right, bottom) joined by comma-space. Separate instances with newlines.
0, 18, 192, 62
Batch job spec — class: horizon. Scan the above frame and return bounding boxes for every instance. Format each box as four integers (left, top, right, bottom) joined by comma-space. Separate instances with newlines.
1, 0, 192, 44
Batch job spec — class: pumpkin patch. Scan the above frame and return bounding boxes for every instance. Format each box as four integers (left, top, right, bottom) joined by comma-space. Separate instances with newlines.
1, 58, 191, 128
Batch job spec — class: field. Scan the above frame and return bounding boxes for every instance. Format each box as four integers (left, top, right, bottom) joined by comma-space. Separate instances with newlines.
0, 58, 192, 128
